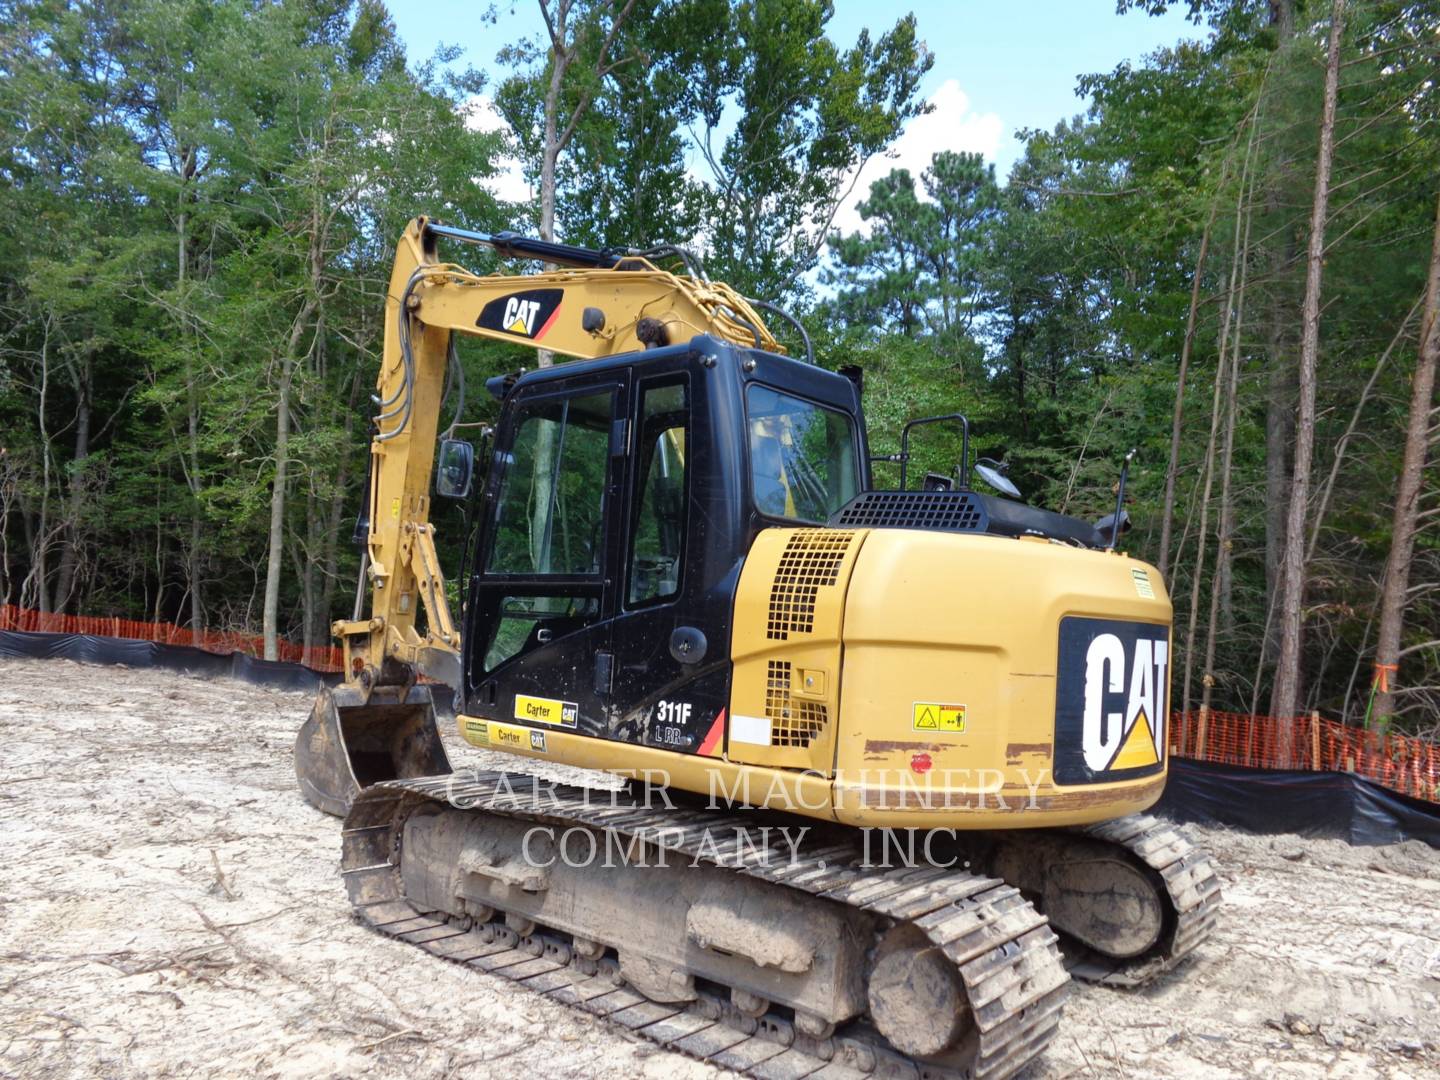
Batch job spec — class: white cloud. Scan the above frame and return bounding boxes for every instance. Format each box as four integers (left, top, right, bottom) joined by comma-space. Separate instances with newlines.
461, 95, 532, 205
830, 79, 1003, 238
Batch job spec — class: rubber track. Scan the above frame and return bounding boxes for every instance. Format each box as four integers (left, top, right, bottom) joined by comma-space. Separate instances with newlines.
1067, 813, 1224, 987
341, 773, 1072, 1080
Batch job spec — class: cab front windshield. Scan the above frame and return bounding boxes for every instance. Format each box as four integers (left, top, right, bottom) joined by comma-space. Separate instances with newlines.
747, 385, 859, 523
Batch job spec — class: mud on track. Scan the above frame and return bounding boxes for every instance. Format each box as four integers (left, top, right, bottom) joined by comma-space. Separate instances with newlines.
1, 657, 1437, 1079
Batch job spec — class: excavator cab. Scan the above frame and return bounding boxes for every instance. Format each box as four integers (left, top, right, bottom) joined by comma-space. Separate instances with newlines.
461, 335, 867, 755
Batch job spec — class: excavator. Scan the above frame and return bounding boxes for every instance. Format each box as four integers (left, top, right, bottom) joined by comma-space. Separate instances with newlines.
295, 216, 1221, 1080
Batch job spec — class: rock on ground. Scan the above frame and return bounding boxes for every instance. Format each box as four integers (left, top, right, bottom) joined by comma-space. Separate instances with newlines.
1, 657, 1436, 1079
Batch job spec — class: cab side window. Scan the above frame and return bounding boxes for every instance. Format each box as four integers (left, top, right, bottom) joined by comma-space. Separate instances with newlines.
487, 390, 613, 576
481, 388, 614, 673
746, 384, 858, 523
628, 381, 688, 606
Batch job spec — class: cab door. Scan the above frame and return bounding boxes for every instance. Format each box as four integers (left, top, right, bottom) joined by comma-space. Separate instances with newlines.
606, 364, 735, 755
465, 372, 627, 741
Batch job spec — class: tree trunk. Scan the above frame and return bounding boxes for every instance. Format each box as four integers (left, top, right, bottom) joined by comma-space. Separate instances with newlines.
1205, 246, 1248, 711
321, 360, 365, 641
1260, 0, 1298, 671
178, 146, 205, 644
536, 1, 574, 370
1271, 0, 1344, 725
187, 393, 204, 643
262, 355, 294, 660
0, 452, 15, 606
1158, 219, 1213, 579
1217, 163, 1258, 635
1371, 190, 1440, 722
52, 358, 92, 613
303, 487, 319, 655
262, 304, 315, 660
1181, 134, 1254, 715
289, 521, 315, 662
30, 316, 54, 614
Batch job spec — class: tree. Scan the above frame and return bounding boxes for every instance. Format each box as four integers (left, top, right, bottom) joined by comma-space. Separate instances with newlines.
1372, 190, 1440, 723
826, 151, 999, 345
495, 0, 638, 245
680, 0, 932, 298
1271, 0, 1344, 723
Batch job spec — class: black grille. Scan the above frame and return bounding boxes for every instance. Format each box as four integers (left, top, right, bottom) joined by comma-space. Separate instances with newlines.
828, 490, 988, 533
767, 530, 853, 640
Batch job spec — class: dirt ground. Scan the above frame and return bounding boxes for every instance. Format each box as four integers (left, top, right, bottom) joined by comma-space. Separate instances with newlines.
1, 657, 1437, 1080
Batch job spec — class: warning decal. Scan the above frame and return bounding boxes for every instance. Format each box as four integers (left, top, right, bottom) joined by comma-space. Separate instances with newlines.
912, 702, 966, 733
461, 718, 490, 745
514, 694, 579, 728
1131, 567, 1156, 599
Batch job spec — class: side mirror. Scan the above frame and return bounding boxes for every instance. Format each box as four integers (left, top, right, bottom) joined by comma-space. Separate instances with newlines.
435, 438, 475, 499
974, 458, 1022, 500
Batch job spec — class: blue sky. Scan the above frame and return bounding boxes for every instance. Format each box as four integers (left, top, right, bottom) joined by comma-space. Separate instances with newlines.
391, 1, 1202, 229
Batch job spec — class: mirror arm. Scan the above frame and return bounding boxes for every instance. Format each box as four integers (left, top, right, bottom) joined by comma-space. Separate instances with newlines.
897, 413, 970, 491
1108, 449, 1137, 551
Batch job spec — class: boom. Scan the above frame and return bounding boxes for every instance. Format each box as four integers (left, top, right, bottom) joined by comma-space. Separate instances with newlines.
332, 216, 780, 693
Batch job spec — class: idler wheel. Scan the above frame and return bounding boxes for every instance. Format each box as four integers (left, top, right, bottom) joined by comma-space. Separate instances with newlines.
867, 930, 972, 1058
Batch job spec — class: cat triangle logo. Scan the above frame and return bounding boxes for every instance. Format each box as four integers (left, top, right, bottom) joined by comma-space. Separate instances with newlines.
1080, 631, 1168, 774
507, 314, 530, 334
1108, 707, 1159, 769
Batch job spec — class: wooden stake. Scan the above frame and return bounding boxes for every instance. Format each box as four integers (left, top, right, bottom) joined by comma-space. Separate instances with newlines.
1310, 711, 1321, 770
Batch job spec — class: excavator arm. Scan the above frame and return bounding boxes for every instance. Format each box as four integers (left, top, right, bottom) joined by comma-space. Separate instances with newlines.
297, 215, 778, 814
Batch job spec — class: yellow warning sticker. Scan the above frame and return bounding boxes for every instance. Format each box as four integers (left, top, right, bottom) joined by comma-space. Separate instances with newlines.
390, 497, 401, 520
514, 694, 578, 728
1131, 567, 1155, 599
461, 718, 490, 745
912, 702, 966, 733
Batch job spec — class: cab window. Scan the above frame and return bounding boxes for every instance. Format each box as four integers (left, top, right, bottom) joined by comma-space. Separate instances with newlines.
480, 388, 613, 674
487, 390, 613, 576
628, 380, 688, 606
746, 385, 859, 523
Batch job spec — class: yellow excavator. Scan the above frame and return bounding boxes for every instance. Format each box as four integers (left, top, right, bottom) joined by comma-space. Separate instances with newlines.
296, 217, 1221, 1079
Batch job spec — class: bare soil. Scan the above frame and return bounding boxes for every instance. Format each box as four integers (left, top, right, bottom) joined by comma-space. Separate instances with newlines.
1, 657, 1437, 1079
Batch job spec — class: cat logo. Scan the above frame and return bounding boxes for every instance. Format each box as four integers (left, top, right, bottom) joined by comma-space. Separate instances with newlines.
503, 296, 541, 335
1053, 617, 1170, 784
477, 288, 563, 341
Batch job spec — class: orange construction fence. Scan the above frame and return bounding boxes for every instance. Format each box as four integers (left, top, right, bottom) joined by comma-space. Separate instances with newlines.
0, 604, 343, 672
1170, 708, 1440, 805
3, 604, 1437, 805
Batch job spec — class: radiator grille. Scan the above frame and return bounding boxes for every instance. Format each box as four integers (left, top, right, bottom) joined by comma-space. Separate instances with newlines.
766, 530, 853, 641
829, 490, 986, 532
764, 660, 827, 748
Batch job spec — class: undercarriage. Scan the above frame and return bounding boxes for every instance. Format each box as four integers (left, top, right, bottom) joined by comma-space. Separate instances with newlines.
341, 771, 1219, 1079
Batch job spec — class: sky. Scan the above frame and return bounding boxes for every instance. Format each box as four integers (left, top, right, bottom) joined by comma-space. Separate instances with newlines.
390, 1, 1203, 235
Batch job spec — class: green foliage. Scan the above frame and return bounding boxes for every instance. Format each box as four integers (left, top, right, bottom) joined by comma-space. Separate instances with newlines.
2, 0, 1436, 731
494, 0, 932, 297
825, 152, 1000, 345
0, 0, 505, 637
